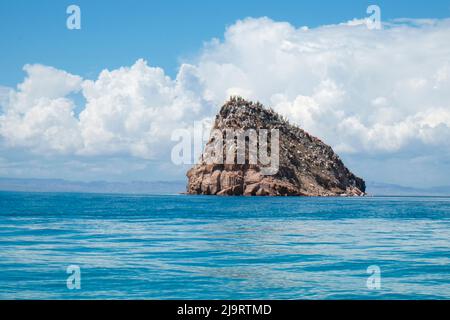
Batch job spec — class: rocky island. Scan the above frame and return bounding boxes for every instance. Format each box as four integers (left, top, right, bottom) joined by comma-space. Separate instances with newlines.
186, 97, 365, 196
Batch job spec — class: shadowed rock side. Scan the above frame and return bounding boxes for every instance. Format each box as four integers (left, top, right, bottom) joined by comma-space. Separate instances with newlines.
187, 97, 365, 196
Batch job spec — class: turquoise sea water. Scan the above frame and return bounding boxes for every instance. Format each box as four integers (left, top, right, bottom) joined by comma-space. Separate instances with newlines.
0, 191, 449, 299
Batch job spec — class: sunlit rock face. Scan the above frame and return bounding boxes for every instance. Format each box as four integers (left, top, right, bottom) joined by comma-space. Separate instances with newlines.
187, 97, 365, 196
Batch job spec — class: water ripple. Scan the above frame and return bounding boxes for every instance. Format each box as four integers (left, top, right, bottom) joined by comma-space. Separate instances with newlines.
0, 192, 449, 299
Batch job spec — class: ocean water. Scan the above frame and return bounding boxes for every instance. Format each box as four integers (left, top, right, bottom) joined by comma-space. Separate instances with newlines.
0, 191, 449, 300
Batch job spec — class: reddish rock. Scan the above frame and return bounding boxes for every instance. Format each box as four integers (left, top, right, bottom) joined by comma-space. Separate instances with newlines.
186, 97, 366, 197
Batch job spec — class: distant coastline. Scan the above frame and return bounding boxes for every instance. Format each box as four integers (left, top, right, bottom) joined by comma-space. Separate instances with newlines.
0, 177, 449, 197
0, 177, 185, 195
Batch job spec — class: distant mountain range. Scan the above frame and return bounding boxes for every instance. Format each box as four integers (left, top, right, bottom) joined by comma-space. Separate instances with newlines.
366, 182, 450, 197
0, 178, 186, 195
0, 177, 449, 196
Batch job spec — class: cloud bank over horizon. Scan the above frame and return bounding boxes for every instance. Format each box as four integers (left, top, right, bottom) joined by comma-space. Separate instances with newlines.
1, 17, 450, 186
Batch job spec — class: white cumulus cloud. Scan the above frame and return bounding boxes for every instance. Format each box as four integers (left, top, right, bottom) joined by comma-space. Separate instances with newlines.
0, 59, 213, 159
78, 59, 212, 158
193, 17, 450, 154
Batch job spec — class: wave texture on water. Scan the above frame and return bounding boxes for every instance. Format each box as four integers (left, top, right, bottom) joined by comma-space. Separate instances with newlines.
0, 192, 449, 299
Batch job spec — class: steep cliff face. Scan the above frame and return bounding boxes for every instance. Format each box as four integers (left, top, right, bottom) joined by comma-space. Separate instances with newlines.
187, 97, 365, 196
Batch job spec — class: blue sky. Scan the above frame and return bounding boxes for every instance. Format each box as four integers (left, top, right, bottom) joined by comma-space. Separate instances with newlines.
0, 0, 450, 187
1, 0, 450, 85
